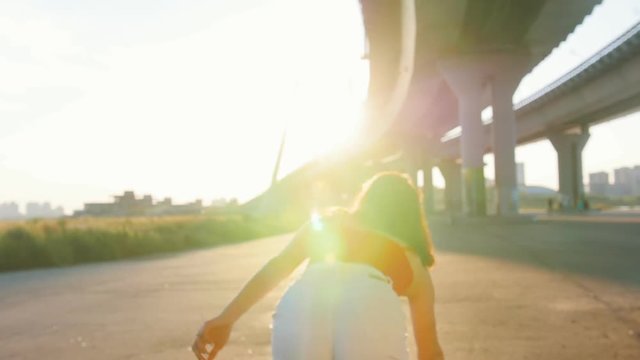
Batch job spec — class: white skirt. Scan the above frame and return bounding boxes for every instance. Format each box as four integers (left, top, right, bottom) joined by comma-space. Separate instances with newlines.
272, 262, 408, 360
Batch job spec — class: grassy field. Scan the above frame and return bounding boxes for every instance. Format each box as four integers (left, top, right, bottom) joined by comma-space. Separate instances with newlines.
0, 215, 289, 272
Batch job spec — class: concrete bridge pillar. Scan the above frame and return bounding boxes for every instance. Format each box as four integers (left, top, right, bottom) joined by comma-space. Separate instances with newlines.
422, 159, 435, 213
549, 128, 590, 210
439, 61, 487, 216
490, 56, 530, 216
438, 159, 463, 215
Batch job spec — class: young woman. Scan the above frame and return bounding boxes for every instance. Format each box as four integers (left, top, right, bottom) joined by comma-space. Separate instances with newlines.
192, 172, 444, 360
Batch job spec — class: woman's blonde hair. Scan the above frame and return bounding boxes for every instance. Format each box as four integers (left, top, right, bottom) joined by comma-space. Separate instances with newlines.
350, 171, 435, 267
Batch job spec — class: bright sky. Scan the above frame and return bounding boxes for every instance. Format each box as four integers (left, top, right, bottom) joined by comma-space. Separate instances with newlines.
0, 0, 367, 212
1, 0, 639, 213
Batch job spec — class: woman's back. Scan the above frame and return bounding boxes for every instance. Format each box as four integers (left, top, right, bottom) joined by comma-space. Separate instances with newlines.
272, 212, 422, 359
306, 213, 414, 295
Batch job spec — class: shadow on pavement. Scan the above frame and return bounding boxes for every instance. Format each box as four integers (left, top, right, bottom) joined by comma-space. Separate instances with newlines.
429, 220, 640, 288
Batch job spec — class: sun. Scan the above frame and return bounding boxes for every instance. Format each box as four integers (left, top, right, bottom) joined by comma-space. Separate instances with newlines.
255, 0, 370, 177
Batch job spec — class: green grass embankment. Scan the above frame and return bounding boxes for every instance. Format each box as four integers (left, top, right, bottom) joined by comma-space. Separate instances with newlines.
0, 215, 289, 272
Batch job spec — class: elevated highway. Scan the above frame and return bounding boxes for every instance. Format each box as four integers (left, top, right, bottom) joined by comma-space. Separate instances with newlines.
256, 1, 633, 220
358, 0, 640, 217
436, 22, 640, 210
440, 22, 640, 153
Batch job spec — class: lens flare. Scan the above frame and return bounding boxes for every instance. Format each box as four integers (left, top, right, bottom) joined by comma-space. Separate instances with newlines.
311, 210, 323, 231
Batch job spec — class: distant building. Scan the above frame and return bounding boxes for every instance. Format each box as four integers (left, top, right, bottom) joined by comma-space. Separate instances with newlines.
588, 171, 609, 196
147, 198, 204, 216
0, 202, 64, 220
210, 198, 229, 207
516, 163, 525, 189
597, 165, 640, 197
24, 202, 64, 219
613, 167, 634, 196
633, 166, 640, 196
0, 202, 21, 220
75, 191, 203, 217
209, 198, 238, 208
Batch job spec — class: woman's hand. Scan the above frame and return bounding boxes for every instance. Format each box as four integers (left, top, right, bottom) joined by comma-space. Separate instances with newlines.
190, 225, 309, 359
192, 316, 233, 360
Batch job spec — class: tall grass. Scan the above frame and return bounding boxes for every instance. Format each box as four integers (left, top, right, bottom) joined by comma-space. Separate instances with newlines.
0, 215, 289, 272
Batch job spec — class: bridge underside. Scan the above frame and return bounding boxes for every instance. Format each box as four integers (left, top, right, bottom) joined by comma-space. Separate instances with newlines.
359, 0, 603, 217
251, 0, 639, 221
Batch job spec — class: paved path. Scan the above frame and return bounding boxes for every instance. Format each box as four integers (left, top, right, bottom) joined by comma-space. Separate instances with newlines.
1, 219, 639, 359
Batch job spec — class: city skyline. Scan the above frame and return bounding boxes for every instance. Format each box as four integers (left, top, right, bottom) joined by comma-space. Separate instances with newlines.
0, 201, 64, 220
0, 191, 237, 218
588, 164, 640, 197
7, 160, 640, 217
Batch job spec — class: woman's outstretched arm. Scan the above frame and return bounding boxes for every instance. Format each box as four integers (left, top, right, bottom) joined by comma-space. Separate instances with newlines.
406, 252, 445, 360
192, 225, 310, 359
217, 225, 309, 323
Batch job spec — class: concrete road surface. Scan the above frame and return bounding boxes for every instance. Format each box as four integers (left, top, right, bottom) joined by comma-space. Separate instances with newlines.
1, 219, 639, 359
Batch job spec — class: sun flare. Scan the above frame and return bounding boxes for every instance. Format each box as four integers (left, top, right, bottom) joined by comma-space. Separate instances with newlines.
232, 0, 370, 178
